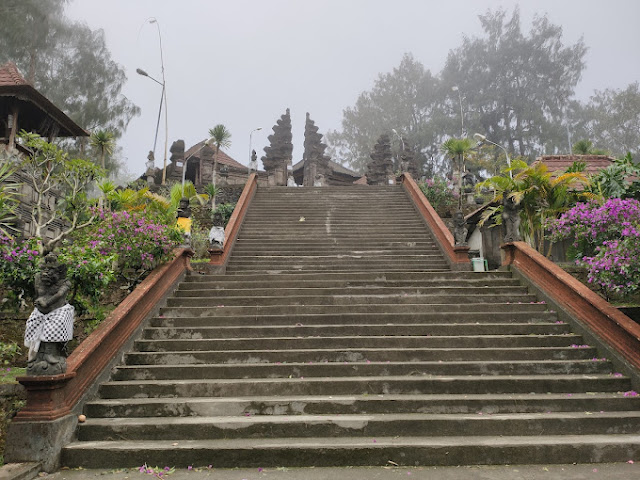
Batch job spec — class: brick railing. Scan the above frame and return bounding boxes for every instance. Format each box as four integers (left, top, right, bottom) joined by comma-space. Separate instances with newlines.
502, 241, 640, 371
209, 173, 258, 269
13, 248, 193, 422
399, 173, 470, 270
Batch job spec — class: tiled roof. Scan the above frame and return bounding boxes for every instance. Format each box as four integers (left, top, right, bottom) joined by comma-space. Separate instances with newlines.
534, 155, 615, 175
0, 62, 28, 86
0, 61, 87, 137
292, 159, 360, 178
184, 140, 247, 170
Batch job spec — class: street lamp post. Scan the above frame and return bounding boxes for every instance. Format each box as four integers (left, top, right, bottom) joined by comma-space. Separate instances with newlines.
136, 67, 163, 160
474, 133, 513, 179
452, 86, 464, 137
139, 18, 168, 184
182, 138, 213, 195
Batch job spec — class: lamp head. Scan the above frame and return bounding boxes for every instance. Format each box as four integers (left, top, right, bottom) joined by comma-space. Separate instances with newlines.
136, 68, 149, 77
473, 133, 486, 142
452, 86, 459, 92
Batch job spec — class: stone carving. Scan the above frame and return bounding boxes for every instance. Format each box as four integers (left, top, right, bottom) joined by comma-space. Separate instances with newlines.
399, 139, 420, 179
248, 150, 258, 173
208, 210, 225, 254
453, 210, 468, 246
366, 134, 394, 185
145, 151, 156, 184
24, 253, 74, 376
262, 108, 293, 186
302, 113, 331, 187
502, 191, 521, 242
170, 140, 185, 166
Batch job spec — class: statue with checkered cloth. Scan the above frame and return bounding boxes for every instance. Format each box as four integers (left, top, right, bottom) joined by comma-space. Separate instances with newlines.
24, 253, 74, 376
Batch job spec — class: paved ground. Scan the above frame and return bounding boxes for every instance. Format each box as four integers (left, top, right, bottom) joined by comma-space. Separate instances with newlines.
40, 463, 638, 480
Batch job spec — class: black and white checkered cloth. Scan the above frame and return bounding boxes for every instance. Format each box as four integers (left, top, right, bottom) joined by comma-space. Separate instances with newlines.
24, 304, 75, 360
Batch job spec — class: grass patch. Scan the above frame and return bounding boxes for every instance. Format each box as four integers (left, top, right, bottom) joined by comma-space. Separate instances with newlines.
0, 367, 25, 384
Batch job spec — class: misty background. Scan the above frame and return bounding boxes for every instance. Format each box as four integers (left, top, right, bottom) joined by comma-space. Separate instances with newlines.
5, 0, 640, 178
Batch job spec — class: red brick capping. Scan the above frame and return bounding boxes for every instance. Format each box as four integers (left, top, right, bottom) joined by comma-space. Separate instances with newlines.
502, 241, 640, 370
209, 173, 258, 267
14, 248, 193, 422
399, 173, 470, 267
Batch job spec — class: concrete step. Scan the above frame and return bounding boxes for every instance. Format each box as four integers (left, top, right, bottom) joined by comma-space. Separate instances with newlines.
174, 285, 528, 298
97, 374, 631, 399
124, 345, 597, 365
165, 293, 539, 308
159, 302, 550, 317
225, 254, 446, 264
111, 360, 611, 381
141, 322, 569, 340
223, 266, 452, 274
149, 311, 559, 327
85, 392, 640, 418
185, 271, 514, 283
133, 334, 584, 352
177, 278, 520, 290
61, 434, 640, 468
75, 411, 640, 442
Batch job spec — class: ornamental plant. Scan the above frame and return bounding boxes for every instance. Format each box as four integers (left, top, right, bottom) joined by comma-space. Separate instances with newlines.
0, 235, 40, 308
73, 209, 182, 281
418, 177, 457, 216
547, 198, 640, 297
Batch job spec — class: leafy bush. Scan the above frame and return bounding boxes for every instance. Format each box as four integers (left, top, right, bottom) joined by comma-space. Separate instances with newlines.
0, 342, 21, 366
213, 202, 236, 227
547, 198, 640, 297
0, 235, 41, 308
75, 209, 181, 281
57, 243, 116, 314
418, 178, 457, 215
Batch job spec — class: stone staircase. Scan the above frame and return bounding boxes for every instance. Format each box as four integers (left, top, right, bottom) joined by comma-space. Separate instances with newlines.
62, 186, 640, 468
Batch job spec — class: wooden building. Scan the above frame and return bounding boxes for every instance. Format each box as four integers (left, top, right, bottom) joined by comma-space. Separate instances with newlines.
0, 62, 88, 239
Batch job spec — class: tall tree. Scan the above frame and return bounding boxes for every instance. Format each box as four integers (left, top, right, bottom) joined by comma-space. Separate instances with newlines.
90, 130, 115, 170
207, 124, 232, 209
0, 0, 139, 139
570, 82, 640, 159
441, 7, 587, 160
326, 54, 447, 175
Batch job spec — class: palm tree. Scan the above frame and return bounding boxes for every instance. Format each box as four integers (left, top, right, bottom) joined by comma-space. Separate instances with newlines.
208, 124, 232, 188
477, 160, 594, 254
90, 129, 115, 171
441, 138, 473, 209
97, 179, 116, 210
203, 183, 220, 210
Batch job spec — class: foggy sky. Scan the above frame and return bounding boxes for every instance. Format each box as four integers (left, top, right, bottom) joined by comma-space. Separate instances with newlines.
65, 0, 640, 178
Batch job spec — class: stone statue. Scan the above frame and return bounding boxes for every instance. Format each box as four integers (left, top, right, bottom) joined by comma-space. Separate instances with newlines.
453, 210, 468, 246
366, 134, 394, 185
176, 197, 192, 244
24, 254, 74, 376
502, 191, 521, 242
209, 210, 225, 252
248, 150, 258, 173
146, 151, 155, 170
399, 139, 420, 179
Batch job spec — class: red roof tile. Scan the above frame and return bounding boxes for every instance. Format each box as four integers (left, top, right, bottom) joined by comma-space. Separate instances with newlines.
534, 155, 615, 175
184, 140, 247, 170
0, 62, 29, 86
